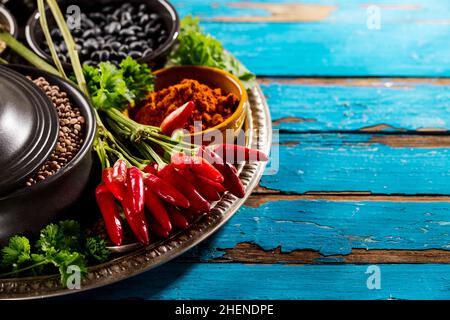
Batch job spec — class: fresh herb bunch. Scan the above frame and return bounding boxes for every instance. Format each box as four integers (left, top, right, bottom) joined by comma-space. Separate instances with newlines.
0, 221, 110, 284
169, 16, 256, 89
83, 56, 154, 111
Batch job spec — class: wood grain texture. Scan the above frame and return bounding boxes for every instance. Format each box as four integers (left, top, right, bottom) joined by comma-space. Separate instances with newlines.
260, 79, 450, 132
171, 0, 450, 76
262, 134, 450, 194
181, 199, 450, 257
70, 262, 450, 300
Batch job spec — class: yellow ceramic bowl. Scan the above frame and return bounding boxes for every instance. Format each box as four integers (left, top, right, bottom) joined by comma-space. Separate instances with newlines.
153, 66, 248, 144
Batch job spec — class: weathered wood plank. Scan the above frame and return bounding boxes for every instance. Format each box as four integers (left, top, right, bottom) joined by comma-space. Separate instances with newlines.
71, 263, 450, 300
171, 0, 450, 76
182, 199, 450, 258
262, 134, 450, 194
260, 79, 450, 132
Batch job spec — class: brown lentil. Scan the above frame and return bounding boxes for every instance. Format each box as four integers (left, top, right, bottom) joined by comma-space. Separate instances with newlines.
25, 76, 85, 186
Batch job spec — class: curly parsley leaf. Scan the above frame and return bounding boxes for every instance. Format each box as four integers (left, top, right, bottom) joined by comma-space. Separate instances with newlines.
85, 237, 110, 263
169, 15, 256, 89
120, 56, 155, 103
83, 58, 154, 111
1, 236, 31, 270
0, 220, 109, 285
36, 220, 82, 253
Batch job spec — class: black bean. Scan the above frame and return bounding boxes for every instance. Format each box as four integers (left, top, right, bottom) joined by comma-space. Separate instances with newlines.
89, 12, 106, 23
51, 29, 61, 38
109, 41, 122, 51
118, 44, 129, 53
90, 50, 101, 61
102, 5, 114, 14
84, 38, 99, 51
157, 35, 168, 44
136, 32, 146, 39
83, 18, 95, 29
129, 50, 142, 59
129, 25, 142, 33
82, 28, 96, 39
139, 14, 149, 26
143, 48, 154, 56
149, 13, 160, 21
121, 11, 132, 25
59, 42, 67, 53
99, 50, 110, 61
118, 51, 128, 60
124, 36, 138, 44
138, 4, 147, 12
129, 41, 143, 51
79, 49, 89, 59
104, 21, 121, 34
119, 28, 135, 37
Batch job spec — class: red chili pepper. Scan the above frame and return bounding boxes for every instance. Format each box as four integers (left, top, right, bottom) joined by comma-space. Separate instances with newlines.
213, 144, 268, 163
160, 101, 195, 135
122, 196, 149, 245
112, 159, 127, 183
166, 205, 189, 230
179, 169, 221, 202
196, 146, 223, 165
158, 165, 210, 214
95, 185, 123, 246
144, 186, 172, 232
148, 216, 170, 239
196, 174, 226, 194
218, 162, 245, 198
144, 173, 190, 208
171, 153, 224, 183
102, 168, 126, 201
143, 162, 158, 174
126, 167, 145, 214
196, 147, 245, 198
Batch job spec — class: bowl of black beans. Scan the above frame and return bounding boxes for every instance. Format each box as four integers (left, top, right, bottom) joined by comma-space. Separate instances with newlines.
0, 5, 18, 57
0, 65, 96, 246
25, 0, 179, 68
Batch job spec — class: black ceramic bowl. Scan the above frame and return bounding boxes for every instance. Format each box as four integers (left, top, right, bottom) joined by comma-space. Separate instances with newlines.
25, 0, 179, 69
0, 5, 18, 56
0, 65, 96, 246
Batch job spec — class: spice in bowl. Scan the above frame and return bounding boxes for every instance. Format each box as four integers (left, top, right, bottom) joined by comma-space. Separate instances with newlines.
25, 76, 85, 186
134, 79, 240, 133
43, 2, 169, 66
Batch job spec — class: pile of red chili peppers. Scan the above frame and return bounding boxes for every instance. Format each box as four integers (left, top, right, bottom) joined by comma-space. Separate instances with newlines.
95, 101, 268, 246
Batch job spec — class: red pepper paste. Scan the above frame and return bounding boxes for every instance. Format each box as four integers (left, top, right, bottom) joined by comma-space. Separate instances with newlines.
134, 79, 239, 133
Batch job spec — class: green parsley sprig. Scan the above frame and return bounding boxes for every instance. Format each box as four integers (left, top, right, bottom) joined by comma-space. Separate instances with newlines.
0, 221, 110, 285
169, 16, 256, 89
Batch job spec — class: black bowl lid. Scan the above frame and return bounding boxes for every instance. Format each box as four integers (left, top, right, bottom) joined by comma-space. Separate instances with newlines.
0, 66, 59, 194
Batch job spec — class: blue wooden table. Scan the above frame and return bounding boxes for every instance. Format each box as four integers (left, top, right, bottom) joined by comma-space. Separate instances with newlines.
74, 0, 450, 299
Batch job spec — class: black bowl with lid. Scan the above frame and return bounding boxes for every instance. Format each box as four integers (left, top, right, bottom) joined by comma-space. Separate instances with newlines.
0, 5, 18, 56
0, 65, 96, 246
25, 0, 179, 69
0, 66, 59, 195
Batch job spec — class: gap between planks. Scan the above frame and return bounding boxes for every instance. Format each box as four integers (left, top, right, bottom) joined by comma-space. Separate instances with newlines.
258, 77, 450, 87
247, 191, 450, 206
205, 243, 450, 265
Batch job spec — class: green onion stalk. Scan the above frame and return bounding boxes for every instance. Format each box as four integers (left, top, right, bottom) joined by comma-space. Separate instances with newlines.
1, 0, 197, 172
